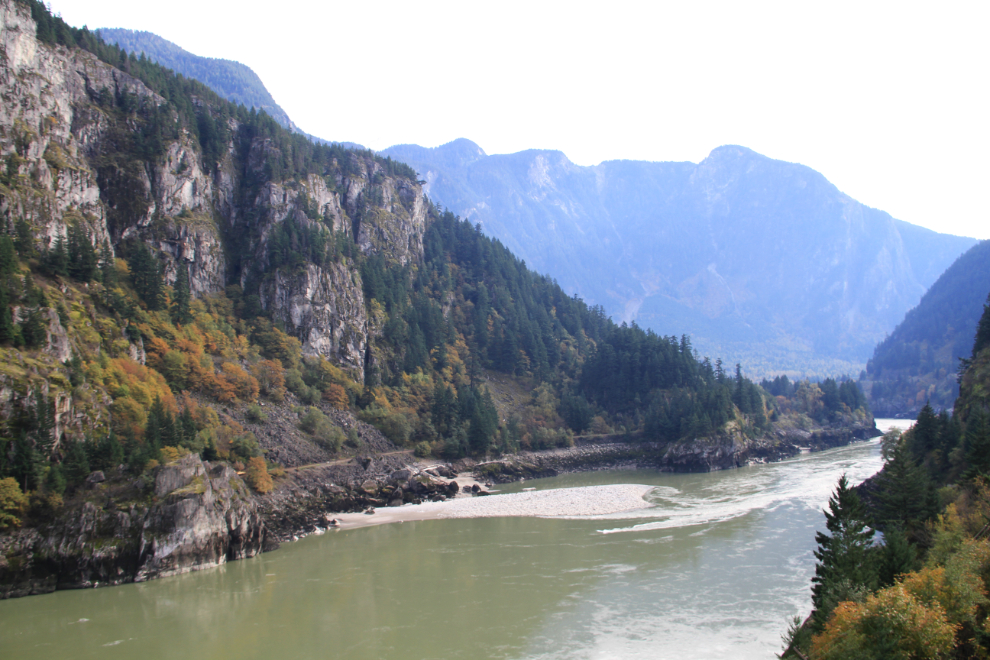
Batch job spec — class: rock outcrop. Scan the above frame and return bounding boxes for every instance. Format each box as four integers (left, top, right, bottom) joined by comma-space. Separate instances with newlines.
0, 456, 264, 598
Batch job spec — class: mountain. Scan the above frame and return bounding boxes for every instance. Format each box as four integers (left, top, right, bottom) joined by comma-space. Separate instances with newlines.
860, 240, 990, 417
95, 28, 313, 139
0, 0, 882, 597
382, 140, 978, 377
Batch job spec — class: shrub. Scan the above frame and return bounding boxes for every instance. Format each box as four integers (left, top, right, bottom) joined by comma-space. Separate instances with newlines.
0, 477, 28, 530
245, 404, 267, 424
245, 456, 273, 494
251, 359, 286, 401
414, 441, 432, 458
299, 407, 344, 452
323, 383, 349, 409
231, 433, 262, 462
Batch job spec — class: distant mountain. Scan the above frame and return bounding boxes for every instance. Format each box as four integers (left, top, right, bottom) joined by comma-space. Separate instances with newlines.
861, 240, 990, 417
382, 140, 977, 377
96, 28, 308, 138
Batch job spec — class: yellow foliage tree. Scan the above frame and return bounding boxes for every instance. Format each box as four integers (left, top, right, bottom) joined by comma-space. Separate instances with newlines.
245, 457, 273, 494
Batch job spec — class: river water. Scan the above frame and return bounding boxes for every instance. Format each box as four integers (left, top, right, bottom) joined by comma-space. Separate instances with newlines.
0, 420, 910, 660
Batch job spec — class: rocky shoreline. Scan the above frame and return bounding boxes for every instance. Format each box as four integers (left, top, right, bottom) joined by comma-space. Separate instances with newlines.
0, 420, 879, 599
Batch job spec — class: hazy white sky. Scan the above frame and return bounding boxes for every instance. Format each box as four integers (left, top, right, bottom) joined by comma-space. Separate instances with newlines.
49, 0, 989, 239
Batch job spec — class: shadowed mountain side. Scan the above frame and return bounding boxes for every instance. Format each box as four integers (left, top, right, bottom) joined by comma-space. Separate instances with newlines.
861, 240, 990, 417
383, 140, 977, 376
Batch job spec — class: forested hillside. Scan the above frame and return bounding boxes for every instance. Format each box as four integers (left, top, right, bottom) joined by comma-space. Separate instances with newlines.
861, 240, 990, 417
783, 299, 990, 659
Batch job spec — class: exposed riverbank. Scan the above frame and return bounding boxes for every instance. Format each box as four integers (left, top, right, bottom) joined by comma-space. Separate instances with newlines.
0, 419, 879, 599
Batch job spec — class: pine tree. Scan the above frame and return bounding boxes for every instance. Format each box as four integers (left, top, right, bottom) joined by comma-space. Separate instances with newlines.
67, 223, 97, 282
874, 443, 932, 529
63, 439, 91, 485
99, 240, 117, 287
0, 286, 14, 344
0, 235, 16, 275
44, 234, 69, 277
877, 526, 919, 587
963, 409, 990, 480
171, 263, 192, 324
811, 474, 876, 624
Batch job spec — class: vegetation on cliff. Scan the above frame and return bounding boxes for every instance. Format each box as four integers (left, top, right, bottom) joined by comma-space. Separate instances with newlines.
784, 299, 990, 659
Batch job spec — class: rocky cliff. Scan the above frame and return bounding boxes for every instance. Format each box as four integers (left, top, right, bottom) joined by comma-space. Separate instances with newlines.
0, 455, 264, 598
0, 0, 426, 384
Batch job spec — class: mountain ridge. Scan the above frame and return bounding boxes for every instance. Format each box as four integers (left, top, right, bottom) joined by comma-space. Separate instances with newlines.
382, 139, 977, 377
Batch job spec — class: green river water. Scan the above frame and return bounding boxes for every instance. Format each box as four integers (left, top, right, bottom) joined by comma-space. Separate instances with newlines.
0, 421, 908, 659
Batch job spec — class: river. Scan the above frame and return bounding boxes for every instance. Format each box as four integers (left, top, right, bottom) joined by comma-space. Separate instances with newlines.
0, 420, 910, 659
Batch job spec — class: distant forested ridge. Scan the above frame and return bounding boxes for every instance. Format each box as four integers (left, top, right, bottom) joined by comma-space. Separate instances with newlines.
382, 140, 977, 378
861, 240, 990, 417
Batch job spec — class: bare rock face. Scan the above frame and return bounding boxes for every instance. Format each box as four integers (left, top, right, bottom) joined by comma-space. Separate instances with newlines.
135, 456, 264, 581
260, 262, 368, 376
0, 456, 265, 598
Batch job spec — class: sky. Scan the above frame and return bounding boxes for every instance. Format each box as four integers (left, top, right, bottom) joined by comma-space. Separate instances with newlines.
48, 0, 990, 240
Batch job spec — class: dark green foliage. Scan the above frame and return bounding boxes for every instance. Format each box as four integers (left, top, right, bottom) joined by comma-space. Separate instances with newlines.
99, 241, 117, 288
560, 393, 593, 433
19, 305, 47, 348
963, 410, 990, 480
973, 292, 990, 359
42, 235, 69, 278
62, 440, 91, 485
877, 526, 920, 588
67, 223, 98, 282
0, 286, 14, 344
127, 242, 164, 310
13, 217, 33, 258
0, 235, 17, 275
171, 264, 192, 324
87, 432, 124, 472
873, 443, 935, 530
811, 474, 877, 627
43, 461, 66, 495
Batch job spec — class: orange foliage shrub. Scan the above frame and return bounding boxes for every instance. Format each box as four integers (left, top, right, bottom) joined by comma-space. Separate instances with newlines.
323, 383, 349, 409
246, 456, 273, 494
220, 363, 259, 402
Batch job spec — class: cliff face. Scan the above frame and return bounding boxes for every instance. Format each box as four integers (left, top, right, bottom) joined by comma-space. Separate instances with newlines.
0, 0, 426, 383
0, 455, 264, 598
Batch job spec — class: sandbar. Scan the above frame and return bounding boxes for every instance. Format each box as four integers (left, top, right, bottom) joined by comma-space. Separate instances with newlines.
329, 484, 655, 531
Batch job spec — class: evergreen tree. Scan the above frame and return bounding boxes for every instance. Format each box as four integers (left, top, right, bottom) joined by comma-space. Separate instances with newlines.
811, 475, 876, 624
0, 286, 14, 344
874, 443, 933, 529
63, 439, 91, 485
128, 243, 164, 310
963, 409, 990, 480
877, 526, 919, 587
0, 235, 16, 275
99, 240, 117, 287
171, 263, 192, 324
67, 223, 97, 281
13, 217, 33, 258
44, 234, 69, 277
19, 306, 47, 349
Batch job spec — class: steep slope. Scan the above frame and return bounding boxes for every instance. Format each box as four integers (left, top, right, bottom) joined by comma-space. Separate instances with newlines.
861, 240, 990, 417
94, 27, 327, 143
383, 140, 977, 377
